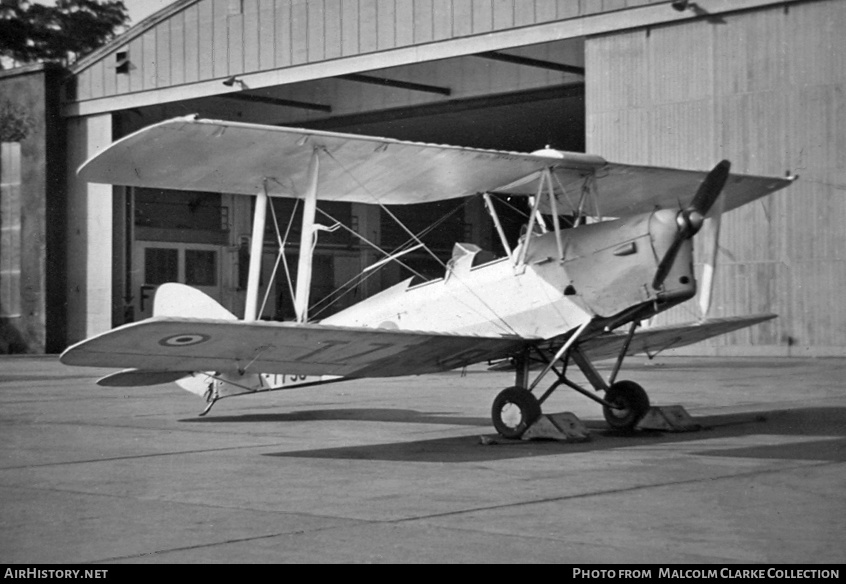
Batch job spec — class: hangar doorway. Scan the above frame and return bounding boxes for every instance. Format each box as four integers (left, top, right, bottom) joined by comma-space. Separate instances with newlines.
113, 39, 586, 324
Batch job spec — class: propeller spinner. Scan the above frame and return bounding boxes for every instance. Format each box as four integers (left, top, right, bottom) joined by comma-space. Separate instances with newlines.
651, 160, 731, 291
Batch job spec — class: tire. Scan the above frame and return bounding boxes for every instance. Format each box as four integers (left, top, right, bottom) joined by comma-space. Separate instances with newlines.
603, 380, 650, 431
492, 386, 542, 439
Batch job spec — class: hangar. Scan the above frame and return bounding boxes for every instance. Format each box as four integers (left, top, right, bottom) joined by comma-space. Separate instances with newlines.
1, 0, 843, 356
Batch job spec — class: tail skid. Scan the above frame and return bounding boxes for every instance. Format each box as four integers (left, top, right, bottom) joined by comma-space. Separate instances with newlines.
198, 372, 346, 416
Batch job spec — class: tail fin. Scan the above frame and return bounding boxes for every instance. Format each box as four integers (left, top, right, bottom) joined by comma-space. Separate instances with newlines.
153, 283, 237, 320
153, 283, 237, 398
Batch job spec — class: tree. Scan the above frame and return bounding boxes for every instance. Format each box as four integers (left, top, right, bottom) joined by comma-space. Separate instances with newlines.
0, 0, 129, 68
0, 99, 34, 141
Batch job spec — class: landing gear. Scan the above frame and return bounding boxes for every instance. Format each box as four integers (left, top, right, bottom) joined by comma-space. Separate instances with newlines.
489, 320, 652, 437
602, 381, 650, 431
492, 387, 541, 439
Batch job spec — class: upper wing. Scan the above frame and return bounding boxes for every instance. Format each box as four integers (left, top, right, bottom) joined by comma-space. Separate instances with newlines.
79, 116, 794, 214
60, 317, 527, 378
577, 314, 777, 362
506, 164, 797, 218
78, 115, 604, 205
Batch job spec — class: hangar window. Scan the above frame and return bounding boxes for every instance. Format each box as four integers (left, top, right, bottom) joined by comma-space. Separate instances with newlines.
144, 248, 178, 286
185, 249, 217, 287
134, 188, 228, 244
115, 51, 129, 74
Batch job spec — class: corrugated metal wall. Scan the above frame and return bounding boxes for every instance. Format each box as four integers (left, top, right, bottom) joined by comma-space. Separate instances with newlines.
75, 0, 664, 102
586, 0, 846, 355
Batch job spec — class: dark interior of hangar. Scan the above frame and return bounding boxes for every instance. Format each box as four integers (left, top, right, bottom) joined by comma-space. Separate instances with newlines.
302, 84, 586, 154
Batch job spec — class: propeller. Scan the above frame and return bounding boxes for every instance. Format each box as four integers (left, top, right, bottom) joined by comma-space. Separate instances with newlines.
698, 191, 725, 318
651, 160, 731, 291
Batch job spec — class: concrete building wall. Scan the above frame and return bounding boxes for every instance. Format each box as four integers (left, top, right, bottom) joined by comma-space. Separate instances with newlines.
0, 64, 66, 353
586, 0, 846, 355
65, 115, 114, 345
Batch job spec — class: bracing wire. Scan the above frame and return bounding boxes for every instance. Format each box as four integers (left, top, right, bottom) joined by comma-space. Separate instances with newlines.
258, 191, 283, 317
258, 194, 300, 319
279, 197, 301, 306
306, 207, 443, 319
322, 149, 448, 270
493, 194, 531, 220
551, 172, 578, 214
321, 150, 521, 336
309, 197, 475, 318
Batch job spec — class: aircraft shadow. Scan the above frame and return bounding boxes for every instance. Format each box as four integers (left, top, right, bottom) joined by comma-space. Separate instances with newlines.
262, 406, 846, 464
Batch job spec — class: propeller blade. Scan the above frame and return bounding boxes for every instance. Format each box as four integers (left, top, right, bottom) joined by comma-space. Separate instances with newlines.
698, 191, 725, 318
698, 217, 720, 317
690, 159, 731, 216
651, 234, 686, 291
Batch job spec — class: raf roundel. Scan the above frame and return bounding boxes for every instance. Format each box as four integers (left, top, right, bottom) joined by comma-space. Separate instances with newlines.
158, 333, 210, 347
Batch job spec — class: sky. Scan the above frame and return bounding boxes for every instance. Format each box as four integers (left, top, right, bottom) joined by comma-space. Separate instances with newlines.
23, 1, 177, 27
122, 0, 175, 26
0, 1, 177, 68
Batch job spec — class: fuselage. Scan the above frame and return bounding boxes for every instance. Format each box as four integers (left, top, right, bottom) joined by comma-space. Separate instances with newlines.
323, 208, 697, 339
185, 208, 698, 399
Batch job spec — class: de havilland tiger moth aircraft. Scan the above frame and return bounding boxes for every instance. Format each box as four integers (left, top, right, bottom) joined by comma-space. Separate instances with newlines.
61, 116, 797, 438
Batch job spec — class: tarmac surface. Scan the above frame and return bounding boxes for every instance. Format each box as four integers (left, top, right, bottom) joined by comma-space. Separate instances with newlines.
1, 354, 844, 564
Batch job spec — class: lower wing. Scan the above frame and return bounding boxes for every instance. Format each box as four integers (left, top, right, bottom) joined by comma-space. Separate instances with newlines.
578, 314, 777, 362
60, 317, 528, 382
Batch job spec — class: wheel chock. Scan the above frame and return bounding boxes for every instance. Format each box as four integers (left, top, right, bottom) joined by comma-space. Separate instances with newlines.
522, 413, 590, 442
636, 406, 700, 432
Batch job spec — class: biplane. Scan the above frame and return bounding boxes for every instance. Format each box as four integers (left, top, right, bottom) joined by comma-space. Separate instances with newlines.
60, 115, 796, 438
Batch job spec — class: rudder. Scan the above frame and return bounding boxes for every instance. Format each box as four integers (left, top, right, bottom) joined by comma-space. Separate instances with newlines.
153, 283, 237, 320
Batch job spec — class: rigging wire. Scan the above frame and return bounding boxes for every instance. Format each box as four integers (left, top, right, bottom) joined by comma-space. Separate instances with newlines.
304, 209, 424, 320
322, 149, 448, 270
258, 194, 300, 319
307, 201, 470, 319
321, 150, 521, 336
279, 197, 301, 306
492, 193, 531, 220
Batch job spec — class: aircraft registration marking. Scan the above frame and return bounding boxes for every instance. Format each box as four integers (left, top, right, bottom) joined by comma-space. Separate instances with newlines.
297, 340, 402, 364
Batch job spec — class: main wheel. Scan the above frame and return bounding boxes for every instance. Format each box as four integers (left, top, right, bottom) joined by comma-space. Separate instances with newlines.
492, 386, 542, 439
603, 380, 650, 431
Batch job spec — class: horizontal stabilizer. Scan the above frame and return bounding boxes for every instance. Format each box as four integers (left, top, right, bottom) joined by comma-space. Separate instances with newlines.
97, 369, 192, 387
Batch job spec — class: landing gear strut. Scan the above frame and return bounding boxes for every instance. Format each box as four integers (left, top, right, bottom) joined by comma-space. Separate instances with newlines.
490, 320, 650, 438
